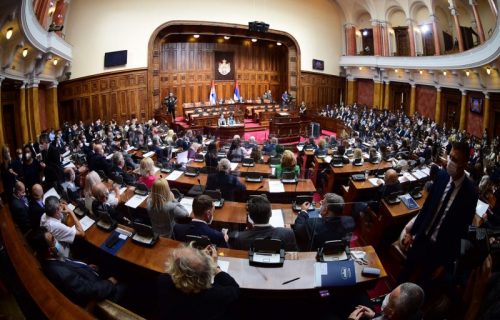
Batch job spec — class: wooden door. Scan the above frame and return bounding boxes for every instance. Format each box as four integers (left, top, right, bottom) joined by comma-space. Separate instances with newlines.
394, 27, 410, 56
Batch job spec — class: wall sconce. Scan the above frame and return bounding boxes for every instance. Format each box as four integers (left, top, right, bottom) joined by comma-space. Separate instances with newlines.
224, 35, 230, 40
193, 34, 200, 39
419, 70, 423, 74
394, 69, 398, 73
465, 70, 470, 77
6, 27, 13, 40
276, 42, 282, 46
443, 71, 447, 76
53, 58, 58, 66
359, 67, 363, 70
486, 67, 491, 75
251, 38, 257, 43
22, 48, 28, 57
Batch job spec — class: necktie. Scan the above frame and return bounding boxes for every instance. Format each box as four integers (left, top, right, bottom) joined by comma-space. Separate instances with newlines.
426, 182, 455, 237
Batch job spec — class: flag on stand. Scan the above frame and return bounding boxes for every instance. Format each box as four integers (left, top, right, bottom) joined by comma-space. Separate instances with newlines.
209, 80, 217, 105
233, 80, 241, 101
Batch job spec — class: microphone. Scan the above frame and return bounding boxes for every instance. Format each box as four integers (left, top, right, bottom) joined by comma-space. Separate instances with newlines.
197, 178, 203, 193
294, 178, 300, 193
256, 185, 264, 193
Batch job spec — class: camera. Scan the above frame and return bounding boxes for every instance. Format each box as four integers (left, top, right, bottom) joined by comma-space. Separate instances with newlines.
456, 226, 500, 273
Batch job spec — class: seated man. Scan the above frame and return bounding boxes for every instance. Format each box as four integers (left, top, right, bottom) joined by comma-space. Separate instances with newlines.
205, 159, 246, 201
158, 245, 239, 320
230, 195, 298, 251
173, 195, 228, 248
11, 181, 31, 234
111, 152, 136, 185
61, 167, 80, 202
294, 193, 355, 251
40, 196, 85, 258
347, 282, 424, 320
92, 183, 123, 223
30, 228, 124, 306
29, 184, 46, 230
88, 143, 112, 177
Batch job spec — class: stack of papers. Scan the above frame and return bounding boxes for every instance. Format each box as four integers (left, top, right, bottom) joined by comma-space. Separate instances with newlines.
324, 156, 332, 164
180, 197, 194, 214
166, 170, 184, 181
368, 178, 383, 186
403, 172, 417, 182
125, 194, 148, 209
297, 145, 304, 152
230, 162, 239, 171
142, 151, 155, 158
269, 209, 285, 228
43, 188, 60, 202
412, 170, 427, 179
476, 200, 489, 218
268, 180, 285, 193
79, 216, 95, 231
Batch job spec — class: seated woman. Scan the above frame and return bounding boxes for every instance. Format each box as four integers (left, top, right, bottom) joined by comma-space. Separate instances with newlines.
250, 146, 263, 164
217, 114, 226, 126
352, 148, 364, 164
275, 150, 300, 179
147, 179, 189, 238
314, 139, 328, 157
204, 142, 219, 172
368, 147, 380, 163
138, 157, 157, 189
228, 139, 244, 162
84, 171, 119, 216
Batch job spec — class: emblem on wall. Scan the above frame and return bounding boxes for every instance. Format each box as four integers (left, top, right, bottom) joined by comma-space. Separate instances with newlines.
214, 51, 235, 80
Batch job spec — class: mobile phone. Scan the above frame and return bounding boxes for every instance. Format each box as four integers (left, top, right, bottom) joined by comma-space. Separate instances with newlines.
361, 267, 381, 277
319, 289, 330, 298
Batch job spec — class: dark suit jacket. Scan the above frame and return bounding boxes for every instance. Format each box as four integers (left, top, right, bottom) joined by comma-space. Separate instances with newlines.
293, 212, 355, 251
28, 197, 45, 230
11, 197, 31, 234
158, 272, 239, 320
230, 226, 298, 251
111, 166, 136, 185
42, 145, 63, 186
206, 172, 246, 201
43, 259, 120, 306
173, 220, 227, 248
410, 169, 478, 265
88, 154, 112, 177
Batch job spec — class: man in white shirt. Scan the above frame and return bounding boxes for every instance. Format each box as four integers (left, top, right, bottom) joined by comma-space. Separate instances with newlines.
40, 196, 85, 257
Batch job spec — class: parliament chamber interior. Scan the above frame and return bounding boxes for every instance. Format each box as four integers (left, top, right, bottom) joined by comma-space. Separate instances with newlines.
1, 0, 500, 319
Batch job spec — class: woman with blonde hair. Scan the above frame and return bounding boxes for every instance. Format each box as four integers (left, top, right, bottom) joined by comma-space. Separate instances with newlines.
138, 157, 157, 189
276, 150, 300, 178
147, 179, 189, 237
84, 170, 119, 214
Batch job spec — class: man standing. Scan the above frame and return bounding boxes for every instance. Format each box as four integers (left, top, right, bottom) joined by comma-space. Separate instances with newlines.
400, 141, 478, 287
164, 92, 177, 122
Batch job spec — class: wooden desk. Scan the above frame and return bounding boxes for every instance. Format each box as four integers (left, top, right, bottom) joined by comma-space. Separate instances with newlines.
83, 223, 386, 291
188, 161, 273, 177
327, 161, 393, 193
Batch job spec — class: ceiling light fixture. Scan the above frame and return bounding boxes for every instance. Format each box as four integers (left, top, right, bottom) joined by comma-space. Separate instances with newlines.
466, 70, 470, 77
486, 67, 491, 75
419, 70, 423, 74
224, 35, 230, 40
251, 38, 257, 43
394, 69, 398, 73
22, 48, 28, 57
276, 42, 282, 46
362, 30, 368, 36
53, 58, 58, 66
6, 27, 13, 40
420, 25, 429, 33
443, 71, 447, 76
193, 34, 200, 39
359, 67, 363, 70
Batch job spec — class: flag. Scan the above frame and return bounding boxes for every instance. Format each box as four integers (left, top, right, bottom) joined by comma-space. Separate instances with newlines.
209, 80, 217, 105
233, 80, 241, 101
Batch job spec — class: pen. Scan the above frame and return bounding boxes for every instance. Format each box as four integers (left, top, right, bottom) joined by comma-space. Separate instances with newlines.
282, 277, 300, 285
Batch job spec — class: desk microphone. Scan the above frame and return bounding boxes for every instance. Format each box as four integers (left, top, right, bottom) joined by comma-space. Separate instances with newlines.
256, 185, 264, 193
294, 179, 300, 193
197, 178, 203, 193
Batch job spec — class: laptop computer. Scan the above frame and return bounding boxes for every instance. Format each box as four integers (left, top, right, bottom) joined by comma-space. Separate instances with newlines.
131, 222, 158, 247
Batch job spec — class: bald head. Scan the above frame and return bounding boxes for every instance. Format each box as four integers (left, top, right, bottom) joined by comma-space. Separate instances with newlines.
64, 167, 75, 182
32, 184, 44, 200
14, 181, 25, 196
384, 169, 399, 186
384, 282, 424, 320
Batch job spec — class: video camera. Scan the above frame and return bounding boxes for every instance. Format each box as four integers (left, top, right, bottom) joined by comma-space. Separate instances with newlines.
457, 226, 500, 273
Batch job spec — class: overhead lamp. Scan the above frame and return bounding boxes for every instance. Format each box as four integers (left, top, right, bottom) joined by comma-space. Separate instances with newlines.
251, 38, 257, 43
224, 35, 230, 40
53, 58, 58, 66
22, 48, 28, 57
419, 70, 423, 74
362, 30, 368, 36
420, 25, 429, 33
6, 27, 13, 40
466, 70, 470, 77
443, 70, 447, 76
359, 67, 363, 70
193, 34, 200, 39
276, 41, 282, 46
486, 67, 491, 75
394, 69, 398, 73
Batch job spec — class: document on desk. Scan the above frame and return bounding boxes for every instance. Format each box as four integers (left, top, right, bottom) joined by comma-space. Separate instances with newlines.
270, 209, 285, 228
230, 162, 239, 171
43, 187, 60, 202
153, 166, 160, 174
166, 170, 184, 181
403, 172, 417, 182
217, 260, 230, 273
368, 178, 383, 187
314, 260, 357, 287
253, 253, 281, 263
324, 155, 332, 164
79, 216, 95, 231
125, 194, 149, 209
420, 167, 430, 175
268, 180, 285, 193
180, 197, 194, 214
476, 199, 489, 218
142, 151, 155, 158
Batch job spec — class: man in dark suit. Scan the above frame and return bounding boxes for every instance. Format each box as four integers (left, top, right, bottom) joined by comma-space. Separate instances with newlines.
11, 181, 31, 234
40, 133, 63, 189
30, 228, 124, 306
28, 184, 45, 230
294, 193, 355, 251
205, 159, 246, 201
173, 195, 228, 248
400, 141, 478, 287
111, 152, 136, 185
88, 143, 113, 177
229, 195, 298, 251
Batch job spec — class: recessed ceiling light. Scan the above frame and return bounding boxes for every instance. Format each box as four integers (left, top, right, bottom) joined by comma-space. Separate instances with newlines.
251, 38, 257, 43
6, 27, 13, 40
193, 34, 200, 39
